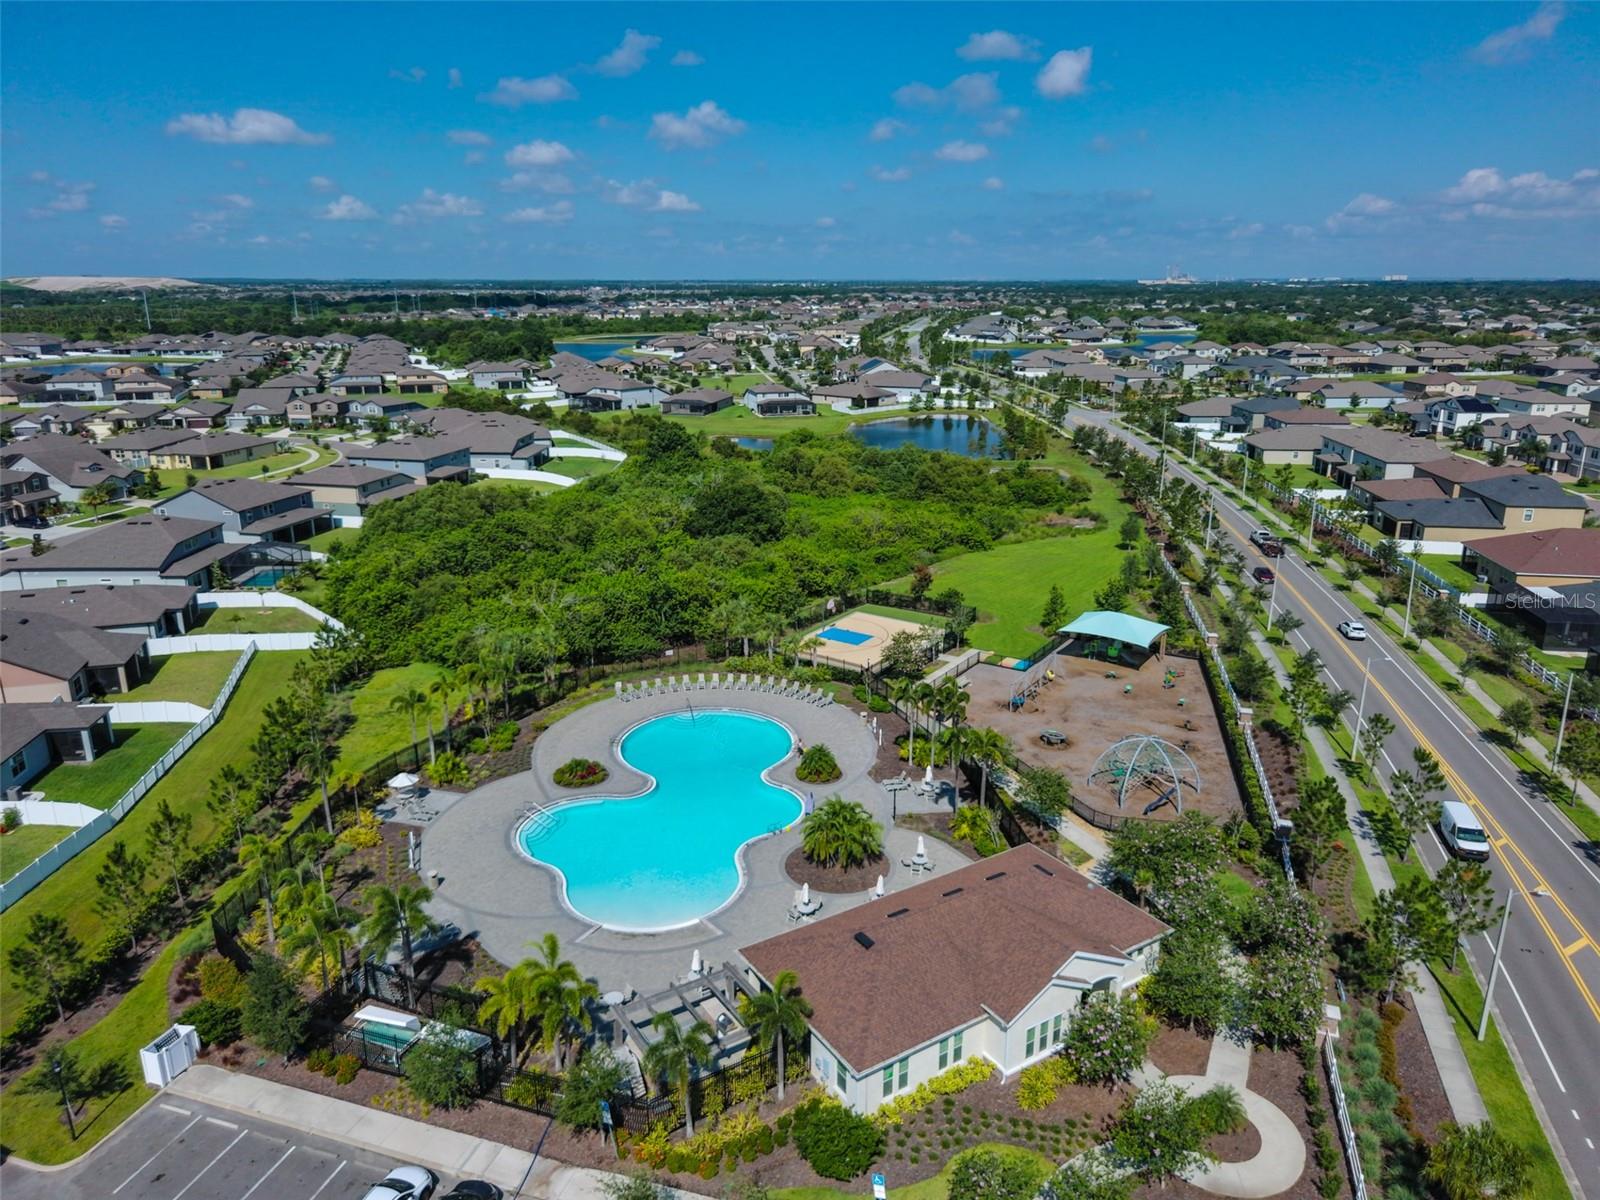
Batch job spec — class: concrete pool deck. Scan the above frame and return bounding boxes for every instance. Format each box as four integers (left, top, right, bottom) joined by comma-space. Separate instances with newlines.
419, 687, 960, 994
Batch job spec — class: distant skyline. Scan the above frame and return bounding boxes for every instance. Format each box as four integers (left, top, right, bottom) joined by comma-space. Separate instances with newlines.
3, 1, 1598, 280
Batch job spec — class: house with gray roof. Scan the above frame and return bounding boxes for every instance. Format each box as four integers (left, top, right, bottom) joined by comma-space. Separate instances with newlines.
0, 435, 141, 503
1, 702, 115, 794
333, 438, 472, 484
4, 584, 198, 637
292, 464, 417, 517
661, 387, 735, 416
0, 607, 150, 702
741, 383, 813, 416
0, 515, 238, 592
156, 479, 332, 545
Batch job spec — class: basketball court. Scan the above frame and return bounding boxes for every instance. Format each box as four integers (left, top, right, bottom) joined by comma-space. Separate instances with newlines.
801, 608, 940, 671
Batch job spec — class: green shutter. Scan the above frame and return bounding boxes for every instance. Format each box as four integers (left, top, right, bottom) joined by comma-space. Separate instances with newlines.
952, 1030, 963, 1061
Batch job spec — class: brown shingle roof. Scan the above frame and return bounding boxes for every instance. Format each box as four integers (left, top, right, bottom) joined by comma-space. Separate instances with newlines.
1464, 528, 1600, 581
739, 843, 1168, 1071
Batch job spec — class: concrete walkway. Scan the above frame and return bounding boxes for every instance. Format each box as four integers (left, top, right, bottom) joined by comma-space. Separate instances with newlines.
165, 1065, 689, 1199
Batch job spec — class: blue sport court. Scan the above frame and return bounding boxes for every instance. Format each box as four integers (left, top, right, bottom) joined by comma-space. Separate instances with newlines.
816, 625, 874, 646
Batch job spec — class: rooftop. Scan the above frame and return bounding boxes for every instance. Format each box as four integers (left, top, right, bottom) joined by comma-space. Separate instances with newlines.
1465, 528, 1600, 580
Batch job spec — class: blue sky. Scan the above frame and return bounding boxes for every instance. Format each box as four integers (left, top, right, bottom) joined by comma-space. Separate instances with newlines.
3, 1, 1597, 280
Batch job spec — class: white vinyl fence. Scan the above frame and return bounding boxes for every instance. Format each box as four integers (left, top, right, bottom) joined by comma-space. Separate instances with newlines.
0, 645, 257, 910
148, 632, 320, 653
6, 797, 102, 828
198, 591, 344, 631
106, 700, 210, 724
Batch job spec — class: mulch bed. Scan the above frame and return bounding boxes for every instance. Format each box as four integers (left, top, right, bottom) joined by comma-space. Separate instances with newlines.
1256, 725, 1303, 810
893, 811, 984, 862
1391, 993, 1453, 1142
784, 846, 890, 893
1148, 1024, 1212, 1077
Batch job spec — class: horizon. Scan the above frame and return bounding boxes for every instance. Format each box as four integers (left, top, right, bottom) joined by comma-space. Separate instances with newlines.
3, 1, 1597, 280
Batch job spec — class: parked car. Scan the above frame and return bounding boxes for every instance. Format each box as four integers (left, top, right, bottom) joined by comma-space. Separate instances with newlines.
360, 1165, 438, 1200
441, 1184, 503, 1200
1249, 528, 1283, 556
1337, 620, 1367, 640
1252, 566, 1276, 585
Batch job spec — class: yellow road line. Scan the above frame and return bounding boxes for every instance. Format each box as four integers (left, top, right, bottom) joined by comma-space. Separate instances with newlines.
1566, 937, 1593, 957
1211, 508, 1600, 1025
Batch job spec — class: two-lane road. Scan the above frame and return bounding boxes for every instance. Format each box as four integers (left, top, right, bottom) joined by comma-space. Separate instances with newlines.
1061, 401, 1600, 1194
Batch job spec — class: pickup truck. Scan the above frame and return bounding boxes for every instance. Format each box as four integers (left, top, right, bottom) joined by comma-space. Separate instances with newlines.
1249, 529, 1284, 557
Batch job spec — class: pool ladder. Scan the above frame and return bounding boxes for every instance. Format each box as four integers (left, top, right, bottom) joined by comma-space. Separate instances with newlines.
520, 801, 563, 842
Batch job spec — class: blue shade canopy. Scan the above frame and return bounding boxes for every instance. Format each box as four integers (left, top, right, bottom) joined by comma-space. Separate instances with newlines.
1057, 611, 1172, 650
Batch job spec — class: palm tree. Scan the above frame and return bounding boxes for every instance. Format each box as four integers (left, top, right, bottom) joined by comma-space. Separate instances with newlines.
359, 882, 436, 1008
965, 727, 1012, 805
476, 961, 539, 1065
389, 687, 431, 760
710, 595, 757, 657
428, 673, 457, 759
238, 832, 281, 949
800, 797, 884, 868
642, 1010, 715, 1137
282, 893, 354, 991
738, 970, 812, 1101
524, 932, 599, 1069
888, 678, 920, 766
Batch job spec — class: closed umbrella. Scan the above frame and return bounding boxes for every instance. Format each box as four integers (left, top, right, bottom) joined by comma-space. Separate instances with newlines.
874, 874, 885, 898
801, 882, 811, 907
915, 836, 927, 859
923, 764, 934, 786
690, 949, 702, 976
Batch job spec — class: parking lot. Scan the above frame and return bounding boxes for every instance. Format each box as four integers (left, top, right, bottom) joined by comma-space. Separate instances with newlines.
0, 1097, 480, 1200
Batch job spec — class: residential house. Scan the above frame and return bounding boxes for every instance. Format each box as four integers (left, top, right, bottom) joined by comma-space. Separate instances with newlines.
1242, 427, 1327, 467
465, 362, 531, 391
394, 367, 449, 395
741, 383, 814, 416
738, 844, 1168, 1115
1174, 396, 1236, 431
3, 404, 90, 439
679, 343, 736, 371
156, 399, 231, 431
1262, 408, 1350, 430
259, 372, 322, 396
1315, 427, 1452, 484
83, 402, 166, 441
1409, 395, 1500, 437
409, 408, 553, 471
333, 438, 472, 485
565, 372, 669, 411
1461, 528, 1600, 652
328, 371, 387, 396
813, 381, 894, 409
112, 372, 186, 403
47, 368, 114, 402
0, 515, 239, 592
0, 435, 141, 503
157, 479, 331, 545
292, 464, 416, 517
661, 387, 735, 416
1314, 381, 1402, 410
0, 468, 58, 525
1455, 474, 1586, 533
1, 702, 116, 794
1227, 395, 1299, 432
346, 394, 428, 429
4, 584, 198, 637
1551, 425, 1600, 481
0, 608, 150, 701
224, 388, 293, 430
286, 393, 353, 428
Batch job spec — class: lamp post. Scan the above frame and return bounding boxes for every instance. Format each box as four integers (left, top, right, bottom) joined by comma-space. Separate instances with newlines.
1477, 889, 1516, 1042
1553, 670, 1576, 783
1401, 555, 1419, 639
1352, 652, 1374, 753
1266, 568, 1281, 632
53, 1057, 77, 1140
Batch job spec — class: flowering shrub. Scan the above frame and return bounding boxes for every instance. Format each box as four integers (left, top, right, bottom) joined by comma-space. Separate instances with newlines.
338, 809, 383, 850
872, 1057, 995, 1126
1245, 945, 1324, 1047
1059, 991, 1155, 1086
553, 757, 609, 787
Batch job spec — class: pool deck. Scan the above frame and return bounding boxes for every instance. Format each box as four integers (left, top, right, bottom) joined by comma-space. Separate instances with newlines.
419, 687, 958, 995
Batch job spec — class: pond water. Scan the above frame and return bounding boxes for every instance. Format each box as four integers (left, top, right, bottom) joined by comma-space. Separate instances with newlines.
553, 340, 642, 362
849, 416, 1009, 458
732, 436, 774, 452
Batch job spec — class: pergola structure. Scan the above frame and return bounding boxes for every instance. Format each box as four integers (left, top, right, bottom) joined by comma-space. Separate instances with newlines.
1088, 734, 1201, 815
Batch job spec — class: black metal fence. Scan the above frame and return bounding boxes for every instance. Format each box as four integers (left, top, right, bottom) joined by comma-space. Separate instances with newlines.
211, 805, 330, 967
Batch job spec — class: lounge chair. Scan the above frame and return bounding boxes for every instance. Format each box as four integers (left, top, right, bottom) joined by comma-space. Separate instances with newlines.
710, 672, 720, 688
766, 674, 778, 692
732, 673, 743, 690
697, 673, 706, 689
614, 681, 623, 701
652, 677, 663, 695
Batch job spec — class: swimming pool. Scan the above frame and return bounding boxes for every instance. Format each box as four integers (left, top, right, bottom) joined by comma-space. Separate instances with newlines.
816, 625, 873, 646
517, 710, 803, 931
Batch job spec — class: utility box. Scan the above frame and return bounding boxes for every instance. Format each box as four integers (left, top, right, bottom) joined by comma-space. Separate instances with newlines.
140, 1024, 200, 1087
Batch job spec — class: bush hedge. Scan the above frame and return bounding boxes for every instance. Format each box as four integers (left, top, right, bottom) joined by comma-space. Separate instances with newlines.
553, 758, 609, 788
181, 998, 242, 1047
795, 744, 842, 784
792, 1095, 884, 1180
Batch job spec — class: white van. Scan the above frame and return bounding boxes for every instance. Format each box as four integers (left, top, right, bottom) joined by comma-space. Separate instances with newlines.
1439, 800, 1489, 861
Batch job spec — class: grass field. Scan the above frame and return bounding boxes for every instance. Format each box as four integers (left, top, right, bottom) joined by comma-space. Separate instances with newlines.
0, 825, 75, 882
29, 725, 190, 810
1414, 554, 1480, 592
542, 457, 618, 480
196, 605, 323, 634
145, 445, 335, 499
773, 1143, 1055, 1200
303, 526, 362, 554
0, 651, 306, 1031
596, 405, 908, 441
334, 662, 457, 775
118, 651, 241, 704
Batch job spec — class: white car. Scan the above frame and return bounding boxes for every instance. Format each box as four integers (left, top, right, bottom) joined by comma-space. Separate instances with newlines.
1337, 620, 1368, 640
360, 1165, 438, 1200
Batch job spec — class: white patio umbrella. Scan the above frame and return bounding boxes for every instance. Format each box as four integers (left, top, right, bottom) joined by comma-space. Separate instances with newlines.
914, 836, 928, 861
801, 882, 811, 906
690, 949, 702, 976
923, 764, 934, 786
874, 874, 885, 898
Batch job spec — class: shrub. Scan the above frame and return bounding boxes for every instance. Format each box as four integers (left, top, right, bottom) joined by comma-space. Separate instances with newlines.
1017, 1061, 1060, 1111
306, 1046, 334, 1075
338, 808, 383, 850
553, 757, 609, 788
1189, 1085, 1248, 1136
1, 806, 21, 832
868, 695, 892, 713
555, 1046, 627, 1131
428, 749, 472, 787
873, 1058, 995, 1126
196, 954, 248, 1008
504, 1071, 557, 1110
792, 1095, 884, 1180
332, 1053, 359, 1085
945, 1143, 1048, 1199
800, 797, 883, 868
181, 998, 242, 1047
795, 744, 842, 784
1059, 991, 1155, 1086
490, 721, 520, 752
402, 1025, 479, 1110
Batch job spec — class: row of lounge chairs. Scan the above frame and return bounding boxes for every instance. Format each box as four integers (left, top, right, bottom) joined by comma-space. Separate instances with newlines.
615, 674, 835, 706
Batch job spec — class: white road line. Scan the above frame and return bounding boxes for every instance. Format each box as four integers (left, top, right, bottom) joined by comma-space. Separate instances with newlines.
159, 1102, 192, 1116
239, 1145, 295, 1200
1575, 1109, 1582, 1121
1586, 1137, 1595, 1149
204, 1116, 239, 1129
171, 1129, 247, 1200
1493, 943, 1568, 1093
307, 1159, 348, 1200
113, 1114, 202, 1193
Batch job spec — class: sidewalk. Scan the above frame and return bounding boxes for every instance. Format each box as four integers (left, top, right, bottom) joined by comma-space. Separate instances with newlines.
166, 1065, 670, 1199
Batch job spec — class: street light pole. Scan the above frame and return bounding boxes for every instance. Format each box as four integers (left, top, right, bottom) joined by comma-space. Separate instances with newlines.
53, 1058, 77, 1140
1266, 568, 1281, 631
1553, 669, 1576, 781
1477, 889, 1516, 1042
1352, 653, 1373, 752
1402, 556, 1419, 639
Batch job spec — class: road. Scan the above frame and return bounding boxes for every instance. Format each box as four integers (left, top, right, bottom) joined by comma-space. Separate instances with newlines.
0, 1097, 488, 1200
1058, 399, 1600, 1194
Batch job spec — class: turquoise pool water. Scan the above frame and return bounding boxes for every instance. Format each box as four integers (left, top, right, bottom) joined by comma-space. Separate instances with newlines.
518, 710, 802, 930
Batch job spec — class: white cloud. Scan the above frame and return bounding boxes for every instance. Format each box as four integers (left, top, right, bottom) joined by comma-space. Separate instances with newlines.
99, 213, 128, 230
389, 66, 426, 83
606, 179, 700, 212
936, 140, 990, 163
26, 174, 95, 218
308, 175, 337, 192
948, 229, 976, 245
1471, 1, 1566, 65
982, 176, 1004, 191
220, 192, 254, 208
671, 50, 703, 67
504, 139, 573, 167
396, 188, 483, 219
869, 164, 912, 183
1227, 222, 1265, 240
1440, 165, 1600, 219
505, 200, 574, 223
649, 100, 746, 149
815, 216, 836, 227
895, 72, 1000, 112
482, 74, 578, 107
464, 151, 485, 165
500, 170, 575, 194
957, 31, 1038, 61
448, 67, 463, 88
165, 107, 331, 145
448, 129, 492, 146
595, 29, 660, 76
1035, 48, 1093, 98
869, 118, 906, 142
980, 106, 1023, 137
1325, 192, 1397, 231
319, 194, 378, 221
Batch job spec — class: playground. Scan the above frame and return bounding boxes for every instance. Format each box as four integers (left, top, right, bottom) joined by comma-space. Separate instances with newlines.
799, 605, 942, 671
962, 649, 1242, 826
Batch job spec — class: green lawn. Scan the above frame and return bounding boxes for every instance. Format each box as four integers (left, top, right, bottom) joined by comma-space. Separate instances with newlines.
304, 526, 362, 554
29, 725, 190, 810
542, 457, 619, 480
197, 605, 323, 634
0, 825, 75, 882
0, 651, 306, 1031
692, 372, 770, 396
118, 651, 241, 704
773, 1143, 1055, 1200
1414, 554, 1480, 593
145, 446, 332, 499
596, 405, 908, 441
334, 662, 457, 775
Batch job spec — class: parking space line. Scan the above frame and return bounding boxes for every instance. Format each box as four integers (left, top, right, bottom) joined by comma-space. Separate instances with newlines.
159, 1103, 192, 1116
203, 1116, 239, 1129
239, 1145, 295, 1200
113, 1114, 202, 1193
306, 1159, 347, 1200
171, 1129, 246, 1200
